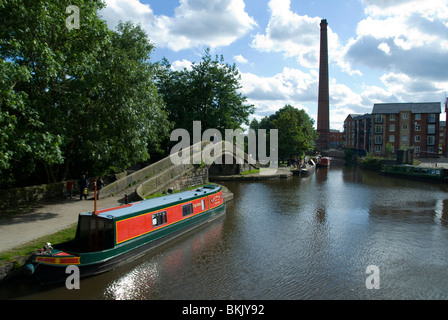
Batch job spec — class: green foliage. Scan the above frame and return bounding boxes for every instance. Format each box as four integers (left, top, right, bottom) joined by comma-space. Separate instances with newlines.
0, 0, 170, 187
251, 104, 317, 160
385, 142, 394, 159
155, 49, 254, 135
360, 153, 383, 171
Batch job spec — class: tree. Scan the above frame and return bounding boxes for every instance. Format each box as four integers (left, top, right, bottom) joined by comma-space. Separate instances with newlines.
252, 105, 317, 161
0, 0, 170, 187
156, 49, 254, 136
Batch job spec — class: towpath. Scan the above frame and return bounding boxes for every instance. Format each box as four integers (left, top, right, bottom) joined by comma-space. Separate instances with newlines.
0, 188, 131, 254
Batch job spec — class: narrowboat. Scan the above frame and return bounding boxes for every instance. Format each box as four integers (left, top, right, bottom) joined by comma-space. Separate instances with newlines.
317, 157, 330, 168
24, 185, 225, 285
300, 159, 316, 176
381, 164, 448, 183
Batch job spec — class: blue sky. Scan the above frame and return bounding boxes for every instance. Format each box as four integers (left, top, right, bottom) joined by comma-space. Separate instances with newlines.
99, 0, 448, 131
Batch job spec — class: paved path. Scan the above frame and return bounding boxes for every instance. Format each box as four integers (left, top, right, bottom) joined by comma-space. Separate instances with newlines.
0, 189, 132, 254
417, 156, 448, 168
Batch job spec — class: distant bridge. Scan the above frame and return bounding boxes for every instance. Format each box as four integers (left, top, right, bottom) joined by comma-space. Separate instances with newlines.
322, 149, 345, 159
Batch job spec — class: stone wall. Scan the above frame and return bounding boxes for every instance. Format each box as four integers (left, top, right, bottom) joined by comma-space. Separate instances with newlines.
0, 181, 75, 210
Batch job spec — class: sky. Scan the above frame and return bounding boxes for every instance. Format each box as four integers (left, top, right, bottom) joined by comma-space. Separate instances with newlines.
98, 0, 448, 131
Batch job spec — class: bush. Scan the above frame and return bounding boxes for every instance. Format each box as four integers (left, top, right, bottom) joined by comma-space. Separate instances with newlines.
360, 153, 383, 171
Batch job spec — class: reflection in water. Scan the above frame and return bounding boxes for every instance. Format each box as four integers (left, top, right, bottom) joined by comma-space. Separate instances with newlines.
103, 219, 226, 300
104, 261, 161, 300
4, 166, 448, 299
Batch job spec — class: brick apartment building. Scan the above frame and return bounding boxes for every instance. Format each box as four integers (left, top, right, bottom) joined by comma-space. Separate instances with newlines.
343, 113, 371, 156
329, 129, 344, 148
344, 102, 442, 158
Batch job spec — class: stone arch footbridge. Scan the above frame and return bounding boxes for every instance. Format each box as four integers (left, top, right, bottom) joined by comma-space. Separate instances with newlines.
98, 141, 258, 202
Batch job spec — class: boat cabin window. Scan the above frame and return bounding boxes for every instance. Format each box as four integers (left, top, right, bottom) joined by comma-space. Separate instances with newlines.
201, 199, 206, 210
76, 215, 114, 252
182, 203, 193, 217
152, 211, 167, 227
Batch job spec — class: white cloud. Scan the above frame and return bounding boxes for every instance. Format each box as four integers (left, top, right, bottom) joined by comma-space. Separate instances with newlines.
347, 0, 448, 80
100, 0, 257, 51
234, 54, 249, 64
344, 0, 448, 109
251, 0, 360, 75
377, 42, 391, 55
239, 67, 368, 131
362, 0, 448, 19
251, 0, 321, 69
171, 59, 193, 71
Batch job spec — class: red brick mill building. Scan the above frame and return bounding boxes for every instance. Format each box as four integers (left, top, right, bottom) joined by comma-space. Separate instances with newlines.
344, 102, 445, 158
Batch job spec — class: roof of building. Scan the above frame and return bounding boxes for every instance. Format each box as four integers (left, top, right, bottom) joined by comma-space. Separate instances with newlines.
372, 102, 441, 114
346, 113, 370, 121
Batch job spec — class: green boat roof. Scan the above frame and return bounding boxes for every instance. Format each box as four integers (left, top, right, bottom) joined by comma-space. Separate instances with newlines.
80, 184, 221, 220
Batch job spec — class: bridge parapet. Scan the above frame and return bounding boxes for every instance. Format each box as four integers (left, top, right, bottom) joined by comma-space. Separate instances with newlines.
101, 140, 256, 201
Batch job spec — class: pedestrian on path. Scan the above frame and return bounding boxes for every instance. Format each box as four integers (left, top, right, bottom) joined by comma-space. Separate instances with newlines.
79, 175, 88, 200
65, 180, 73, 199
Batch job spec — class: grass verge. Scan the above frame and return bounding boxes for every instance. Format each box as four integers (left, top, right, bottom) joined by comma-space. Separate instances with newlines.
0, 223, 78, 264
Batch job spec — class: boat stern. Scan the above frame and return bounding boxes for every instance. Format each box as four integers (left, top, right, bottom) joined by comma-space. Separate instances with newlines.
24, 247, 80, 276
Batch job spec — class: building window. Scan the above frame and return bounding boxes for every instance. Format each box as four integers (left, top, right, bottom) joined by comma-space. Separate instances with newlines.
427, 136, 435, 146
182, 203, 194, 217
375, 114, 383, 123
428, 146, 434, 153
389, 124, 395, 132
415, 146, 420, 153
152, 211, 167, 227
415, 135, 421, 142
402, 136, 408, 142
375, 146, 382, 153
415, 114, 421, 120
389, 135, 395, 142
402, 124, 408, 130
402, 113, 408, 119
389, 114, 395, 121
375, 125, 382, 134
428, 114, 436, 123
374, 136, 382, 144
428, 124, 435, 134
415, 123, 421, 131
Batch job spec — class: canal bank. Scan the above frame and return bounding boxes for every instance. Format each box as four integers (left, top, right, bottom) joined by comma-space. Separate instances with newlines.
0, 184, 234, 284
210, 166, 294, 181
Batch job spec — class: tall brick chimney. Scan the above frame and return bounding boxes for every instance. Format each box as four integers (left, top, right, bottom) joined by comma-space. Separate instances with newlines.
316, 19, 330, 151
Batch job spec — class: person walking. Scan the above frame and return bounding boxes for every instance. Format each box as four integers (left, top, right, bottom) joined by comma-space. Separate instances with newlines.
65, 180, 73, 199
79, 175, 88, 200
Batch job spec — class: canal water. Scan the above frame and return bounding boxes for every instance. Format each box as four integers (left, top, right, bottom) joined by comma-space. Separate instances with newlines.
2, 165, 448, 299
